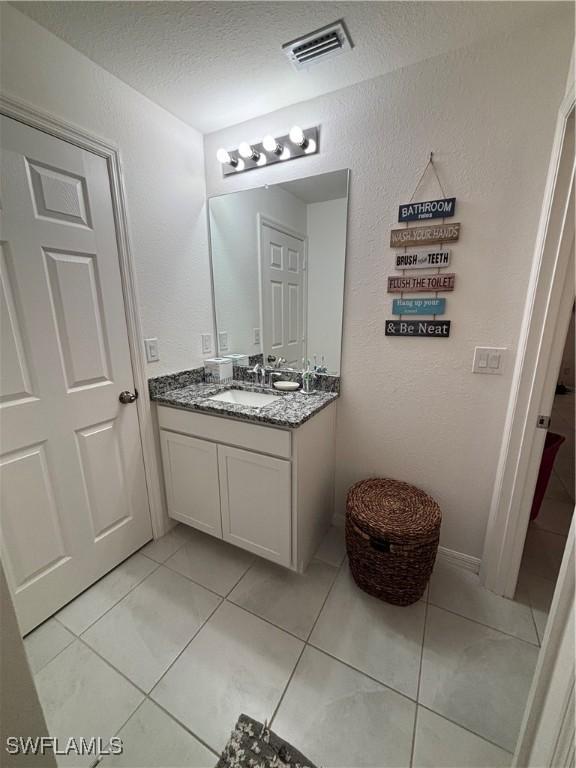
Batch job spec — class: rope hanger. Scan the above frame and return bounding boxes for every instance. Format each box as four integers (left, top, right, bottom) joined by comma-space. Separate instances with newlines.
398, 152, 450, 320
408, 151, 447, 203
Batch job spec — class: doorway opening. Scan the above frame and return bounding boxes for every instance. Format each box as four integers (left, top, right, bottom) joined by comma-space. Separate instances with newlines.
516, 299, 574, 642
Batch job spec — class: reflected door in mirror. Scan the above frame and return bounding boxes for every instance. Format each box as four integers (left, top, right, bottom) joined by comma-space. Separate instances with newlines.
260, 222, 306, 368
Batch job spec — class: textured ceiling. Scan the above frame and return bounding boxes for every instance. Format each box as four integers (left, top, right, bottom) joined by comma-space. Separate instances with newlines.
14, 1, 559, 134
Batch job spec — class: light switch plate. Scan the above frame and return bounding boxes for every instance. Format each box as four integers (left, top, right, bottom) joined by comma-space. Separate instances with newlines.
473, 346, 507, 375
218, 331, 229, 352
144, 337, 159, 363
253, 328, 261, 345
201, 333, 212, 354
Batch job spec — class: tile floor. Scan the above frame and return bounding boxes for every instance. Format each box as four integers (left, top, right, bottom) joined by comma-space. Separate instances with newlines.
25, 519, 551, 768
517, 388, 574, 644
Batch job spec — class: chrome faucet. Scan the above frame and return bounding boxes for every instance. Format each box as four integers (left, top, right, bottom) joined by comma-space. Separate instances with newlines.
265, 369, 283, 388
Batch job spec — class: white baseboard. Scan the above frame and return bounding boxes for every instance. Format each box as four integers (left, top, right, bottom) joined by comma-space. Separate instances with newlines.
437, 546, 481, 573
333, 510, 481, 574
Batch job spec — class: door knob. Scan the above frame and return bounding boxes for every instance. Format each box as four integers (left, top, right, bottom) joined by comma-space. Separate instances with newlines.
119, 389, 138, 404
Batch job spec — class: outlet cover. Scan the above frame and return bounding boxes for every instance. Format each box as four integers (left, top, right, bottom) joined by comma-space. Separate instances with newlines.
218, 331, 229, 352
201, 333, 212, 354
144, 338, 159, 363
472, 346, 506, 375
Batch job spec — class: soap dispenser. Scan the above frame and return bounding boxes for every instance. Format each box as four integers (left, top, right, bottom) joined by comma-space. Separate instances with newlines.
301, 359, 316, 395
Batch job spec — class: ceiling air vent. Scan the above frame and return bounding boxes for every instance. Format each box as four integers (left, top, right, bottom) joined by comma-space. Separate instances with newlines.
283, 20, 353, 71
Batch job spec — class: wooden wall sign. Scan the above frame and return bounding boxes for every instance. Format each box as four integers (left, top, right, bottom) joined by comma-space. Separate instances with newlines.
386, 320, 451, 338
392, 298, 446, 316
390, 223, 460, 248
398, 197, 456, 222
395, 249, 451, 269
387, 273, 455, 293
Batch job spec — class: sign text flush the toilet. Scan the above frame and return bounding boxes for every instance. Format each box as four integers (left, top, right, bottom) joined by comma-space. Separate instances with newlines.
398, 196, 456, 222
387, 273, 455, 292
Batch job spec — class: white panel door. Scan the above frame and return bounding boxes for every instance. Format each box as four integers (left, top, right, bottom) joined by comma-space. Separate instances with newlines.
160, 430, 222, 537
218, 444, 291, 567
260, 223, 306, 368
0, 116, 152, 633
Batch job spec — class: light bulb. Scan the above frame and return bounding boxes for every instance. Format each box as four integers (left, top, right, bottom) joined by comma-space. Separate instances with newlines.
304, 138, 317, 154
280, 147, 291, 161
235, 158, 245, 171
238, 142, 253, 159
263, 134, 281, 153
216, 148, 231, 164
289, 125, 305, 146
257, 154, 267, 167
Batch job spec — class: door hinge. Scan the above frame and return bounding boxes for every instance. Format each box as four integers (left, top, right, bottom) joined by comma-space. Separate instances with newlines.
537, 415, 551, 429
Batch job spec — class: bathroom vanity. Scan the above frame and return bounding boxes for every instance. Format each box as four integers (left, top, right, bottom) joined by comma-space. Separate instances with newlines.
152, 168, 349, 573
152, 379, 338, 572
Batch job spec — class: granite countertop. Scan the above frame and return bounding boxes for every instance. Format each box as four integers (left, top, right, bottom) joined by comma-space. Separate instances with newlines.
151, 380, 339, 428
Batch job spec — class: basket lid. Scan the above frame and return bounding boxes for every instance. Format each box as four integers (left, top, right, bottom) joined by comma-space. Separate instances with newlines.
347, 478, 441, 541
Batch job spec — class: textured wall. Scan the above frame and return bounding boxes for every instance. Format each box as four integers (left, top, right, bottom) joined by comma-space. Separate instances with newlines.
1, 4, 212, 377
204, 13, 573, 557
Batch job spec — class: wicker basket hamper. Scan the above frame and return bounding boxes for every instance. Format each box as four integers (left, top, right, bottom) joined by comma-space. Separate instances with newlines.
346, 478, 441, 606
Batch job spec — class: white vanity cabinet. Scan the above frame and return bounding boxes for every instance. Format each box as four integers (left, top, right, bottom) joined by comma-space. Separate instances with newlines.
159, 431, 222, 538
157, 402, 336, 571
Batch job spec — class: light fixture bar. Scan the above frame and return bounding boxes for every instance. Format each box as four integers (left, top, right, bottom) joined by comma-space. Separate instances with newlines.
219, 127, 319, 177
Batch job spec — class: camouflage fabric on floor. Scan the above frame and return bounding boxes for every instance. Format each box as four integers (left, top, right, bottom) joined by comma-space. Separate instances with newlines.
216, 714, 318, 768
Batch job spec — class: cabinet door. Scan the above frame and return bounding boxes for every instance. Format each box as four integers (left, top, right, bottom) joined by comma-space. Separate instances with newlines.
218, 445, 291, 567
160, 430, 222, 537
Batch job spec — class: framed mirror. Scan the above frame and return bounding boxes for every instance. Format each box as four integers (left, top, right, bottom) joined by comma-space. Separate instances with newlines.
208, 169, 349, 375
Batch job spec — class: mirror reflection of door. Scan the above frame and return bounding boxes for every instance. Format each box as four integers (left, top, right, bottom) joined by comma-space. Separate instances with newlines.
260, 221, 306, 368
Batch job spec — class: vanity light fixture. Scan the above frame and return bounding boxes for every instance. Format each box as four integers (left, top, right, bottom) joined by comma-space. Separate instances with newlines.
238, 142, 260, 162
218, 126, 319, 176
289, 125, 307, 147
262, 134, 284, 155
216, 148, 239, 168
289, 125, 317, 154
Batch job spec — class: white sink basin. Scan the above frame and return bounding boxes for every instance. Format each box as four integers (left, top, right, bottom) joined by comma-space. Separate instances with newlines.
208, 389, 279, 408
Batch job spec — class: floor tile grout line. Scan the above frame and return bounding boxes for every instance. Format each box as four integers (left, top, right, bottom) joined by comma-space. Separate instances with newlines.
91, 697, 148, 767
224, 598, 305, 643
304, 641, 421, 706
529, 526, 570, 540
145, 595, 224, 693
57, 558, 163, 639
145, 697, 221, 759
139, 525, 192, 565
224, 558, 341, 644
28, 623, 76, 676
426, 600, 540, 647
69, 601, 226, 756
409, 597, 429, 768
224, 557, 257, 598
95, 692, 222, 765
161, 559, 234, 600
416, 703, 515, 756
268, 552, 343, 729
526, 595, 543, 647
267, 643, 307, 732
75, 634, 151, 697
